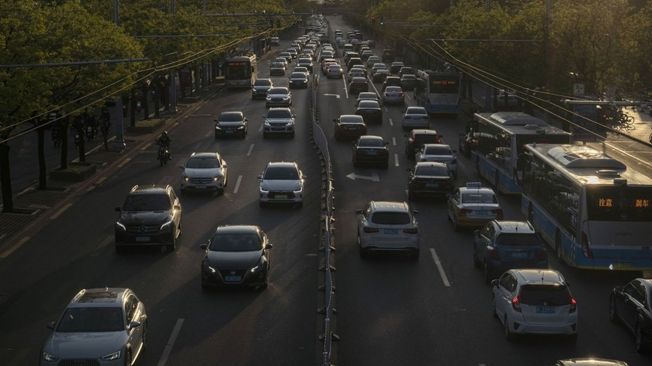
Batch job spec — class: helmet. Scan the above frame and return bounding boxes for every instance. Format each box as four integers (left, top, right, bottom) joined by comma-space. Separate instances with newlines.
161, 131, 168, 137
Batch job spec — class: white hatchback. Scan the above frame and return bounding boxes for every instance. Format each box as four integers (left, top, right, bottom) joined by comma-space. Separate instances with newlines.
356, 201, 419, 259
492, 269, 578, 340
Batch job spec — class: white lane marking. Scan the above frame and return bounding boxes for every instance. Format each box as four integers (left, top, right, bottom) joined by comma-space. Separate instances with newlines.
342, 74, 349, 99
246, 144, 255, 157
171, 121, 179, 128
394, 153, 399, 167
429, 248, 451, 287
392, 137, 397, 146
384, 107, 388, 112
258, 124, 264, 132
369, 76, 381, 96
157, 318, 185, 366
116, 157, 132, 169
95, 235, 113, 250
140, 142, 152, 151
96, 176, 107, 185
0, 236, 30, 258
233, 175, 243, 194
388, 118, 393, 127
50, 203, 73, 220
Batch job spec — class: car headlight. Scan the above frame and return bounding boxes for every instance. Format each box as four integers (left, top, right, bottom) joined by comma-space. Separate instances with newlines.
208, 265, 216, 274
160, 220, 173, 230
259, 186, 269, 194
264, 121, 271, 126
115, 221, 126, 231
236, 125, 245, 130
213, 175, 224, 182
293, 185, 303, 194
250, 257, 267, 273
184, 176, 189, 182
101, 350, 122, 361
42, 351, 58, 362
215, 125, 222, 130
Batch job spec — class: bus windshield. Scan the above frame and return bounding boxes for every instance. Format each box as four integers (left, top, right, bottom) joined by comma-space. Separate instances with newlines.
586, 186, 652, 221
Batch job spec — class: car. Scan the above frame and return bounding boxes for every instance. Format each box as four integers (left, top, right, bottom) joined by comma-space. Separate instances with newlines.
180, 152, 228, 194
405, 129, 442, 160
383, 85, 405, 105
346, 57, 364, 70
382, 76, 402, 91
251, 78, 273, 99
347, 68, 367, 82
360, 50, 374, 61
609, 278, 652, 352
389, 61, 405, 74
270, 36, 280, 46
448, 182, 503, 230
400, 73, 418, 91
401, 106, 430, 130
114, 185, 182, 253
473, 220, 547, 282
41, 288, 147, 366
297, 57, 313, 72
200, 225, 272, 290
321, 59, 338, 74
355, 91, 380, 107
215, 111, 247, 138
265, 87, 292, 108
274, 56, 288, 68
278, 52, 292, 63
352, 135, 389, 168
355, 100, 382, 124
399, 66, 416, 77
258, 161, 305, 207
415, 143, 457, 176
326, 64, 344, 79
350, 64, 368, 76
356, 201, 419, 258
343, 51, 359, 64
319, 50, 334, 62
382, 48, 394, 62
263, 107, 295, 138
293, 66, 310, 76
371, 63, 387, 74
269, 62, 286, 76
286, 48, 298, 59
289, 71, 309, 88
366, 55, 381, 68
554, 359, 629, 366
372, 68, 390, 82
492, 269, 577, 340
342, 43, 354, 53
348, 76, 369, 95
334, 114, 367, 141
408, 162, 454, 200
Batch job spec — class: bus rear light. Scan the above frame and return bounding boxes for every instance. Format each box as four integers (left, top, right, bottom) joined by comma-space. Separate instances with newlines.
581, 232, 593, 259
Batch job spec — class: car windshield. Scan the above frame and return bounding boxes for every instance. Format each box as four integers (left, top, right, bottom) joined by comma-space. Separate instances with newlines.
123, 194, 170, 211
291, 72, 306, 78
496, 233, 541, 246
358, 101, 379, 109
407, 108, 426, 115
371, 212, 411, 225
414, 135, 438, 144
461, 192, 497, 203
209, 233, 262, 252
268, 88, 288, 95
359, 138, 384, 147
57, 307, 124, 332
415, 165, 448, 176
218, 113, 242, 122
519, 285, 571, 306
264, 166, 299, 180
340, 116, 363, 124
424, 146, 452, 155
386, 87, 401, 93
254, 80, 271, 86
266, 109, 292, 118
186, 156, 220, 169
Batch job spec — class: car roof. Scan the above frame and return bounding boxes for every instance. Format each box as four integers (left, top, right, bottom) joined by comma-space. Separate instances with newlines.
219, 111, 243, 116
339, 114, 364, 122
423, 143, 451, 149
70, 288, 128, 307
215, 225, 261, 235
370, 201, 409, 212
267, 107, 292, 113
511, 269, 565, 286
406, 106, 427, 113
359, 135, 383, 142
415, 161, 447, 169
267, 161, 298, 168
129, 184, 169, 195
557, 359, 628, 366
189, 152, 219, 159
459, 186, 496, 195
492, 220, 535, 234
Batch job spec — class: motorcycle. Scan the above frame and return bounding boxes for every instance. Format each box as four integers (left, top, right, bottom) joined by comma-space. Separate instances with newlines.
157, 144, 170, 166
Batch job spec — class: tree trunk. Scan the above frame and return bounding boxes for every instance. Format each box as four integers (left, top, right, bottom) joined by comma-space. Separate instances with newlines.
37, 124, 47, 189
130, 88, 136, 127
0, 142, 14, 213
60, 117, 69, 170
142, 83, 150, 120
154, 85, 160, 118
78, 129, 86, 163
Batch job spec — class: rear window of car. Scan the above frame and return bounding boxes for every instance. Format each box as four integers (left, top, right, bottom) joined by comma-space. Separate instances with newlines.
495, 233, 541, 246
290, 72, 306, 78
371, 212, 411, 225
268, 88, 288, 95
271, 63, 284, 68
407, 108, 426, 115
519, 285, 571, 306
385, 86, 402, 93
402, 75, 416, 80
358, 138, 384, 147
461, 192, 497, 204
424, 146, 452, 155
415, 165, 448, 176
414, 135, 438, 145
358, 101, 379, 109
340, 115, 364, 124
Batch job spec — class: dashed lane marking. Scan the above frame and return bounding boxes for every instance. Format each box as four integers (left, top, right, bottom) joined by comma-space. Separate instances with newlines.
233, 175, 243, 194
0, 236, 30, 259
429, 248, 451, 287
392, 137, 397, 146
247, 144, 255, 157
50, 203, 73, 220
258, 124, 264, 133
157, 318, 185, 366
140, 142, 152, 151
388, 118, 393, 127
342, 74, 349, 99
394, 153, 399, 167
116, 157, 132, 169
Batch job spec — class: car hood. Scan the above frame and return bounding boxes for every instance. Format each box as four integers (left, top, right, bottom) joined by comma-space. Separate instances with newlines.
119, 211, 171, 225
43, 331, 127, 358
183, 167, 224, 178
260, 179, 302, 191
265, 117, 294, 124
207, 250, 262, 270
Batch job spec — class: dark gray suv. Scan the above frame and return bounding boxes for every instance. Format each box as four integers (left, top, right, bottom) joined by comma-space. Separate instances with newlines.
114, 185, 182, 253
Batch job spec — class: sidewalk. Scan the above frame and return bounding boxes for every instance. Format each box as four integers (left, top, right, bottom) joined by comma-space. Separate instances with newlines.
0, 84, 222, 252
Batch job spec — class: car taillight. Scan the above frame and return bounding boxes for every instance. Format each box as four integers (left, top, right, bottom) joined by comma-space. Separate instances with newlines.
511, 295, 521, 312
403, 228, 418, 234
363, 227, 379, 233
494, 209, 504, 220
581, 232, 593, 258
569, 297, 577, 313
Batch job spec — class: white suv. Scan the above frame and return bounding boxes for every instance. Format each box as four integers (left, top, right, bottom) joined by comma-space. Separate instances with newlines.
258, 162, 305, 207
180, 152, 228, 194
492, 269, 578, 341
356, 201, 419, 259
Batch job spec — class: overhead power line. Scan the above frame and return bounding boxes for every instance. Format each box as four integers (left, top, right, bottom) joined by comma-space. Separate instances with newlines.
0, 58, 150, 69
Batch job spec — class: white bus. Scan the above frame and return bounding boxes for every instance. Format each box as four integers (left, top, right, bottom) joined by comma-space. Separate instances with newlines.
224, 54, 257, 89
414, 69, 461, 115
520, 143, 652, 270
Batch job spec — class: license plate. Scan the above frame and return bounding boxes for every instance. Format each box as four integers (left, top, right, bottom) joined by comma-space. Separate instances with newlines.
225, 130, 233, 134
536, 306, 555, 314
224, 275, 241, 282
384, 229, 399, 235
470, 210, 492, 217
366, 150, 378, 155
511, 252, 528, 259
135, 236, 150, 242
275, 195, 287, 199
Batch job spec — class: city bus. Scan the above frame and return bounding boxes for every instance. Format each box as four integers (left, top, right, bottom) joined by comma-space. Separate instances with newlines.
224, 54, 257, 89
520, 143, 652, 270
414, 69, 461, 115
467, 112, 571, 194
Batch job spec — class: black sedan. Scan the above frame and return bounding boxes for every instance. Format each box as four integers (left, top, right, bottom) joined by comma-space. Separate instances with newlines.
610, 278, 652, 352
200, 225, 272, 290
407, 162, 454, 200
334, 114, 367, 141
348, 76, 369, 95
352, 135, 389, 169
355, 100, 382, 124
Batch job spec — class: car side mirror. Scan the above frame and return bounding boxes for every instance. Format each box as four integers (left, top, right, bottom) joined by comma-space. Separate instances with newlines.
355, 209, 364, 215
265, 244, 273, 249
47, 321, 55, 330
128, 321, 142, 330
491, 279, 499, 287
114, 207, 121, 212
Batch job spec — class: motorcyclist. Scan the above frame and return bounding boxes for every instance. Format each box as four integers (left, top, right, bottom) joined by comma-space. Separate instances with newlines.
156, 131, 171, 160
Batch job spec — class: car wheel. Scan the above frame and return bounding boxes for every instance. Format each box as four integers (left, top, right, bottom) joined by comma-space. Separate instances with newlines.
504, 316, 515, 341
296, 201, 303, 208
608, 295, 618, 323
568, 332, 578, 343
200, 279, 210, 291
383, 161, 389, 169
491, 294, 498, 318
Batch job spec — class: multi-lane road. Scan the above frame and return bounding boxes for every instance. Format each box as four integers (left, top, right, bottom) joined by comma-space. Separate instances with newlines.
1, 15, 651, 366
